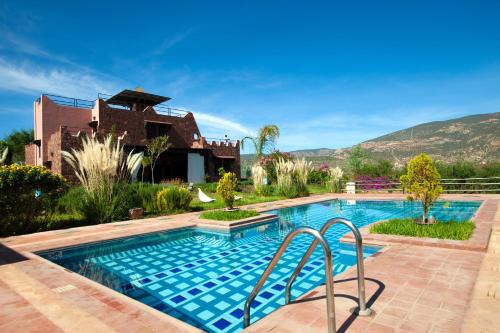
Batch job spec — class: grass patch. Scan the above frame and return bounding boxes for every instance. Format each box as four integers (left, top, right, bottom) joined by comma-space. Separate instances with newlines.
190, 191, 286, 211
200, 209, 259, 221
369, 218, 475, 240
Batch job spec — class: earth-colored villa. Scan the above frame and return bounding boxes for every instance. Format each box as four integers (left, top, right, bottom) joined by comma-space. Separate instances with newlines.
24, 89, 241, 183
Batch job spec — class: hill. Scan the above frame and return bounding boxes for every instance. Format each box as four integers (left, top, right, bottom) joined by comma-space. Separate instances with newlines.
357, 112, 500, 163
242, 112, 500, 166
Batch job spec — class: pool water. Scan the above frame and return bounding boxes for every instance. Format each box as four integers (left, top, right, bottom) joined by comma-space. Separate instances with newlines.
38, 199, 480, 333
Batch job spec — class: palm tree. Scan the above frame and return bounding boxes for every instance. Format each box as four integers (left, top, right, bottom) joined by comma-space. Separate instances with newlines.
241, 125, 280, 160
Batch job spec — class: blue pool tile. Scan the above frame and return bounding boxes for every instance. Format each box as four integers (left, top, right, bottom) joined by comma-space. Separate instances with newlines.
170, 295, 186, 304
170, 268, 182, 273
272, 284, 285, 291
218, 276, 230, 282
260, 291, 273, 299
155, 272, 167, 278
230, 308, 244, 319
203, 281, 217, 288
138, 277, 152, 284
213, 318, 231, 330
230, 270, 242, 276
188, 288, 202, 296
250, 300, 262, 309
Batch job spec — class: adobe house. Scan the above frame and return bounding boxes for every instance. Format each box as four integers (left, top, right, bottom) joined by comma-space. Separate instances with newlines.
25, 89, 240, 183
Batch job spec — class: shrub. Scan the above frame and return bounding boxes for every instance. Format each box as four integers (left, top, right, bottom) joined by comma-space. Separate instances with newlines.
308, 168, 329, 185
135, 183, 164, 213
62, 135, 143, 224
0, 164, 68, 236
400, 153, 443, 224
156, 187, 192, 212
200, 209, 259, 221
57, 186, 85, 214
251, 164, 267, 195
216, 172, 239, 209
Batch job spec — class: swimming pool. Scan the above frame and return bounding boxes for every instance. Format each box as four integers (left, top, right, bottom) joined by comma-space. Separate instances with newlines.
38, 199, 480, 333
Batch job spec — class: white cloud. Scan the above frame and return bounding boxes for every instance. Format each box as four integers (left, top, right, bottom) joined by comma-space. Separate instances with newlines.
192, 111, 254, 138
0, 58, 121, 99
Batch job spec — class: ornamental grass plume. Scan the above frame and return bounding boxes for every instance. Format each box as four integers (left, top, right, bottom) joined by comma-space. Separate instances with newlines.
327, 166, 344, 193
0, 147, 7, 165
294, 157, 312, 187
62, 135, 143, 223
275, 158, 295, 196
251, 163, 267, 195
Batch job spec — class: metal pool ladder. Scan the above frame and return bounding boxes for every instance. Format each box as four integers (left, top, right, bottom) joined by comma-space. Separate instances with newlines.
243, 218, 372, 333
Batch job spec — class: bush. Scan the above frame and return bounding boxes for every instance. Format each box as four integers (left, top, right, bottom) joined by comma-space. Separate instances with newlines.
134, 183, 164, 214
57, 186, 85, 214
370, 218, 475, 240
0, 164, 68, 236
156, 187, 192, 212
308, 168, 329, 185
200, 209, 259, 221
216, 172, 239, 209
79, 182, 140, 224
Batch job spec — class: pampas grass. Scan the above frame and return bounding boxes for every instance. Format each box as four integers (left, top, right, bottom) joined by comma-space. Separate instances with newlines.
251, 163, 267, 195
0, 147, 7, 165
275, 157, 311, 198
62, 135, 143, 223
327, 166, 344, 193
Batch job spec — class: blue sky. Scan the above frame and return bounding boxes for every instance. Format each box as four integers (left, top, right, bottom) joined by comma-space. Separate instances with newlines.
0, 1, 499, 152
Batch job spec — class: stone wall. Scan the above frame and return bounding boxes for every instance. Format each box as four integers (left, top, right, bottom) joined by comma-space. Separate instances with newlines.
24, 144, 36, 166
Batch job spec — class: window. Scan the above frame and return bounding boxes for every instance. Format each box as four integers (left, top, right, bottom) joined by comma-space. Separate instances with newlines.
146, 123, 169, 139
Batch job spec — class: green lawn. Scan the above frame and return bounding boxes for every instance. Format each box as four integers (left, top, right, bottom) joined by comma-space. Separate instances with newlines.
200, 209, 259, 221
369, 218, 475, 240
190, 191, 286, 211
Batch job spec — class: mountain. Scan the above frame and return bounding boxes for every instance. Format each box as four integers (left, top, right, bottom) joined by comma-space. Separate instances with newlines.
242, 112, 500, 165
357, 112, 500, 163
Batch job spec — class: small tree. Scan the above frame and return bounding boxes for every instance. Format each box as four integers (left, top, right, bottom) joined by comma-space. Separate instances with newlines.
346, 145, 366, 177
400, 153, 443, 224
216, 172, 239, 210
145, 135, 171, 183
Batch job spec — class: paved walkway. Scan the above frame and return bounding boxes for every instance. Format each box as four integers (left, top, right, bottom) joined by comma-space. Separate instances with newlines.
462, 203, 500, 332
0, 193, 498, 332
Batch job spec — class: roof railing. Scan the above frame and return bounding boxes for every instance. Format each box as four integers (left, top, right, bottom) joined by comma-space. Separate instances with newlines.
40, 94, 95, 109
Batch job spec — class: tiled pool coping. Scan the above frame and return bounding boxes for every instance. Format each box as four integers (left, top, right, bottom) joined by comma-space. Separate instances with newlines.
0, 193, 498, 332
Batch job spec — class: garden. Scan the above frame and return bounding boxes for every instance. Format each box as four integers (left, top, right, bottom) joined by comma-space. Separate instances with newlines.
0, 125, 346, 236
0, 124, 492, 238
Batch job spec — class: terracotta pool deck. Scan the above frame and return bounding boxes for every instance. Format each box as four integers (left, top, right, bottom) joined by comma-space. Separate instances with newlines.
0, 193, 499, 332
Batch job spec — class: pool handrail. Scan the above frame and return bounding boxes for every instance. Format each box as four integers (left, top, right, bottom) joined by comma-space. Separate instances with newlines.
284, 217, 372, 316
242, 227, 336, 333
